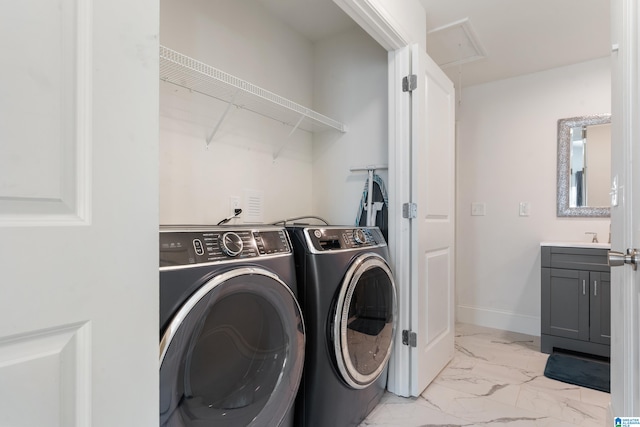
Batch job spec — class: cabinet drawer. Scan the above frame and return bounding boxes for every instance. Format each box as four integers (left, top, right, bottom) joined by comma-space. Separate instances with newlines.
541, 246, 609, 271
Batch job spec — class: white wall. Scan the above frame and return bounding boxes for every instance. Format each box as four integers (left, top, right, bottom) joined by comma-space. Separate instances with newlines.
312, 28, 389, 225
456, 57, 611, 335
159, 0, 387, 226
159, 0, 315, 225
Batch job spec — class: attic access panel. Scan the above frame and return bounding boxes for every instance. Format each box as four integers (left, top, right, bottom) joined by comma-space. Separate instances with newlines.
427, 18, 486, 68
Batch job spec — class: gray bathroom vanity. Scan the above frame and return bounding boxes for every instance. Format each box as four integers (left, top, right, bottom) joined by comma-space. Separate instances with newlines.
541, 243, 611, 358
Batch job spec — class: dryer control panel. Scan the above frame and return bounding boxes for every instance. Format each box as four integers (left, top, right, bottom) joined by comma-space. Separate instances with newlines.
303, 226, 386, 253
160, 227, 291, 268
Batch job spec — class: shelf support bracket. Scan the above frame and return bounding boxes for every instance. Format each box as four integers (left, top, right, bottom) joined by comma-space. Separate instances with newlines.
273, 114, 306, 161
206, 90, 239, 146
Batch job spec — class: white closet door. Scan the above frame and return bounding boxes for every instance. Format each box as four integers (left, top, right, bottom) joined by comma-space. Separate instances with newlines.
409, 44, 456, 396
0, 0, 159, 425
386, 44, 455, 397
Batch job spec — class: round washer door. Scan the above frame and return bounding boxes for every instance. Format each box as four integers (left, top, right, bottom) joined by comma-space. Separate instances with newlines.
160, 267, 305, 427
333, 253, 397, 389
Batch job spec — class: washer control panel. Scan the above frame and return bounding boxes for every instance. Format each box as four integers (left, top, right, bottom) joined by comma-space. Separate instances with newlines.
303, 227, 386, 253
160, 227, 291, 268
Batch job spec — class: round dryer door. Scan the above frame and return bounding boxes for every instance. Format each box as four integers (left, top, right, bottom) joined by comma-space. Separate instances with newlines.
333, 253, 397, 389
159, 267, 305, 427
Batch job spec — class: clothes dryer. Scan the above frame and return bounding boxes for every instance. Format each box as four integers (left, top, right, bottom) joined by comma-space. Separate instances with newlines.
159, 226, 305, 427
286, 226, 397, 427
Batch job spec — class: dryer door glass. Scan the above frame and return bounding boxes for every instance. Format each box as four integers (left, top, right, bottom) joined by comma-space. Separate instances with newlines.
160, 268, 305, 427
333, 254, 397, 389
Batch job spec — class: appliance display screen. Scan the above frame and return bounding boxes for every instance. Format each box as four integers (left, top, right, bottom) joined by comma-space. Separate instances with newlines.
159, 241, 194, 266
159, 234, 200, 266
258, 231, 289, 254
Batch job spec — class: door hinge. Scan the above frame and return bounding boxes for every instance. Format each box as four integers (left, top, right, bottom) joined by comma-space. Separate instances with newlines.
402, 202, 417, 219
402, 330, 417, 347
402, 74, 417, 92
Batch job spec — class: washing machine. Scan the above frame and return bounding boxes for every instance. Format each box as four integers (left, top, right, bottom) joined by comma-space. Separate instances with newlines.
159, 225, 305, 427
286, 225, 397, 427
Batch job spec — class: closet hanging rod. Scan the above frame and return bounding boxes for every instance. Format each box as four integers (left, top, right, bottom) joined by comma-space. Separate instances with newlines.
350, 164, 388, 172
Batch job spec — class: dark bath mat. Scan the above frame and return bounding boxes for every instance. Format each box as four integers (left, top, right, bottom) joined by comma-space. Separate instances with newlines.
543, 351, 610, 393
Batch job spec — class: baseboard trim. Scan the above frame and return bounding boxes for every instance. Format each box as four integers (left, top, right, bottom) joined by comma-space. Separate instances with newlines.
457, 304, 540, 336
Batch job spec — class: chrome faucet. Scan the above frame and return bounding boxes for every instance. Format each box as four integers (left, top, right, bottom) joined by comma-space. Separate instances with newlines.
585, 232, 598, 243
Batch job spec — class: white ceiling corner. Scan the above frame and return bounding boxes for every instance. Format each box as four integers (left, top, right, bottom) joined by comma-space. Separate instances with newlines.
258, 0, 611, 88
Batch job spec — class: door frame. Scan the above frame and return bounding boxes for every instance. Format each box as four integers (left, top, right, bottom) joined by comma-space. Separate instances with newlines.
610, 0, 640, 418
332, 0, 411, 52
332, 0, 425, 396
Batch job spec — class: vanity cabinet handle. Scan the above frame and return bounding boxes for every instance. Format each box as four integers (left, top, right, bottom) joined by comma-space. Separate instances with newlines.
594, 281, 598, 296
582, 280, 586, 295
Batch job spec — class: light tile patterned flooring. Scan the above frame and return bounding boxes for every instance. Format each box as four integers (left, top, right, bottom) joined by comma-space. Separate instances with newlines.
360, 323, 610, 427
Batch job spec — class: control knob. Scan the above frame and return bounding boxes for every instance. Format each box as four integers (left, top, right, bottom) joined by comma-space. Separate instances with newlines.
220, 232, 243, 257
353, 229, 368, 244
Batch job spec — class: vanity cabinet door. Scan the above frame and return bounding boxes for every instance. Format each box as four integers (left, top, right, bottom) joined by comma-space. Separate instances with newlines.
542, 268, 590, 341
541, 246, 611, 357
589, 272, 611, 345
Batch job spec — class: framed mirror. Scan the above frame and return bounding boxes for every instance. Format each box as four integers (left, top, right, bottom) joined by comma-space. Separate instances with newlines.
557, 114, 611, 217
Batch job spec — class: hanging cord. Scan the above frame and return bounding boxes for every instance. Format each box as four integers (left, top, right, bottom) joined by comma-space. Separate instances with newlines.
272, 215, 330, 226
458, 64, 463, 105
217, 209, 242, 225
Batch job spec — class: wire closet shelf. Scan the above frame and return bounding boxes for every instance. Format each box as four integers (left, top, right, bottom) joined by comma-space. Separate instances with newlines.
159, 45, 347, 134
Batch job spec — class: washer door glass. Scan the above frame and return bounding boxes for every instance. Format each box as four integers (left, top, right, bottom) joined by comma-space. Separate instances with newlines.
160, 268, 305, 427
333, 253, 397, 389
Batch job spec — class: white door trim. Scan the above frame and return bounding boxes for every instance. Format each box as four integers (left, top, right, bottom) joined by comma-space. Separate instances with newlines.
333, 0, 415, 396
385, 45, 413, 396
332, 0, 410, 51
333, 0, 451, 398
610, 0, 640, 417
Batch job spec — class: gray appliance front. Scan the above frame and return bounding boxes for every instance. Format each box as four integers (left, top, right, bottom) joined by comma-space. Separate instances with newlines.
159, 227, 304, 427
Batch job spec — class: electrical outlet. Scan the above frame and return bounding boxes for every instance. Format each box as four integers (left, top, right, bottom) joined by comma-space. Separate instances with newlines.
471, 202, 486, 216
519, 202, 531, 216
229, 196, 241, 216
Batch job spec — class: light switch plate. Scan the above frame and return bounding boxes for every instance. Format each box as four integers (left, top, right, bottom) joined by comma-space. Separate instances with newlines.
471, 202, 486, 216
519, 202, 531, 216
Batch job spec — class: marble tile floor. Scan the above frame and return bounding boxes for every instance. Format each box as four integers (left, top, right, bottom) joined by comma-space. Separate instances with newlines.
360, 323, 610, 427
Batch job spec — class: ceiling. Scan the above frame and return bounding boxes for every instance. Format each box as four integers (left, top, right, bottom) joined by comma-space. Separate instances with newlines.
421, 0, 611, 87
255, 0, 356, 42
258, 0, 611, 88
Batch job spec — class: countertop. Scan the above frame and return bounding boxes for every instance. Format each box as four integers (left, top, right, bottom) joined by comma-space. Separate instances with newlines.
540, 241, 611, 249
